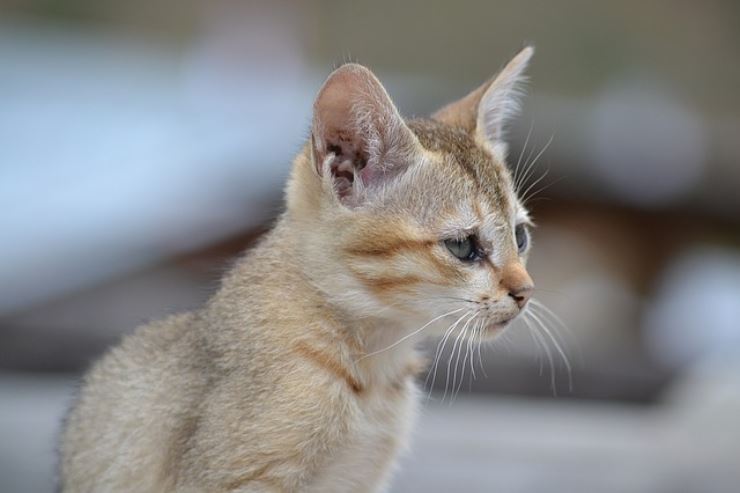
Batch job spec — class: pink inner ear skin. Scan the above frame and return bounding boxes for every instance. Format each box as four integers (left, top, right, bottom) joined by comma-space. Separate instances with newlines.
359, 165, 381, 186
358, 151, 407, 188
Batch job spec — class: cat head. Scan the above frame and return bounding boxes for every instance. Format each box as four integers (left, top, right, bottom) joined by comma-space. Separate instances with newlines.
287, 47, 535, 339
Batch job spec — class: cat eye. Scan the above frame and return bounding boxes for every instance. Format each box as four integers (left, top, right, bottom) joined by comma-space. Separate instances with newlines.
515, 224, 529, 253
444, 236, 482, 262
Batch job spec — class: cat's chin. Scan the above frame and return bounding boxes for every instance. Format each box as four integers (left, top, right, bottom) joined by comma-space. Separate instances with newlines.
484, 316, 518, 334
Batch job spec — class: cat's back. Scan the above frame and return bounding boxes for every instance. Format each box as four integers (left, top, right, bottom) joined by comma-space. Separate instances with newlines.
60, 311, 208, 492
59, 229, 305, 492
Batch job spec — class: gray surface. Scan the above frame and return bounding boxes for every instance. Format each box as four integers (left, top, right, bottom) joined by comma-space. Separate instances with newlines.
0, 374, 76, 493
2, 370, 739, 493
393, 395, 736, 493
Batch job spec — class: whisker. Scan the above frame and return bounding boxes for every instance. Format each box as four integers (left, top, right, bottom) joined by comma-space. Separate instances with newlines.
444, 313, 477, 402
527, 309, 573, 392
521, 196, 552, 206
468, 321, 480, 391
517, 130, 540, 192
524, 312, 557, 395
460, 316, 485, 397
453, 332, 472, 402
520, 168, 555, 206
424, 310, 473, 388
357, 308, 464, 361
446, 316, 471, 402
528, 299, 583, 366
459, 320, 478, 395
513, 120, 535, 189
518, 134, 554, 194
519, 167, 549, 204
529, 300, 569, 335
525, 319, 545, 376
426, 310, 474, 398
467, 321, 476, 381
521, 175, 565, 206
457, 319, 477, 400
475, 319, 488, 378
430, 295, 478, 304
527, 304, 570, 354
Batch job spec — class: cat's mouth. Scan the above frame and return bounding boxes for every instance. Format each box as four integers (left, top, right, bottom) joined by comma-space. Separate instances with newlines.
485, 315, 517, 332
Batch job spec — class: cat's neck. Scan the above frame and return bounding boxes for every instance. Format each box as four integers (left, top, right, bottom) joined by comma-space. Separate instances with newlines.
354, 319, 425, 390
325, 304, 423, 390
289, 273, 422, 390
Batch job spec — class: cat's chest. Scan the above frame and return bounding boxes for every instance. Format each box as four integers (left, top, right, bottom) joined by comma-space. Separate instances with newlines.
308, 379, 420, 493
354, 379, 418, 440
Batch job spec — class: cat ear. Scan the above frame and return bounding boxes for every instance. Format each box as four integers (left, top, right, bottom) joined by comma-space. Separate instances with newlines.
311, 63, 419, 205
433, 46, 533, 160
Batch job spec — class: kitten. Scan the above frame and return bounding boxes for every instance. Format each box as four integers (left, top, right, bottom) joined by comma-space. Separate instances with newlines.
59, 46, 536, 493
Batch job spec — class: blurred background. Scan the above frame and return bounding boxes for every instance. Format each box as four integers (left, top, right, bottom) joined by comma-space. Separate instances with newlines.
2, 1, 740, 492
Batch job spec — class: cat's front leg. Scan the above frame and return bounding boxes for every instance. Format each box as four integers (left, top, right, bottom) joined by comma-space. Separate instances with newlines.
178, 366, 356, 493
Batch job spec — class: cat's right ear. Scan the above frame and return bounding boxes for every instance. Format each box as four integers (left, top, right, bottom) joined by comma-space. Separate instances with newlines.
311, 64, 419, 206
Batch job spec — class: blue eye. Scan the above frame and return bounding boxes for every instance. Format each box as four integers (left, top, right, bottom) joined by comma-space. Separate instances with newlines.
444, 236, 482, 262
515, 224, 529, 253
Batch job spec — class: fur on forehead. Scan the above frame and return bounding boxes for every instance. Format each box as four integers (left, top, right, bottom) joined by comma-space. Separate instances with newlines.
405, 119, 514, 210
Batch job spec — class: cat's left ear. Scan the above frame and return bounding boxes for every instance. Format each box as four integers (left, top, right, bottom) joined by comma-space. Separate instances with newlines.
433, 46, 533, 161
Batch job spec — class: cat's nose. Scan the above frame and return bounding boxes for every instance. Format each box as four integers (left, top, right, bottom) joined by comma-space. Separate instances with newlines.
501, 262, 534, 309
509, 284, 533, 308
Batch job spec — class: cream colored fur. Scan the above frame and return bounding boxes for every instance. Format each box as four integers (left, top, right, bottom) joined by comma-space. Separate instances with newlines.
59, 47, 536, 493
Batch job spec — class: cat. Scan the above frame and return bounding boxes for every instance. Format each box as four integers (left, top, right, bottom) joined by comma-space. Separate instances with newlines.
59, 46, 536, 493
